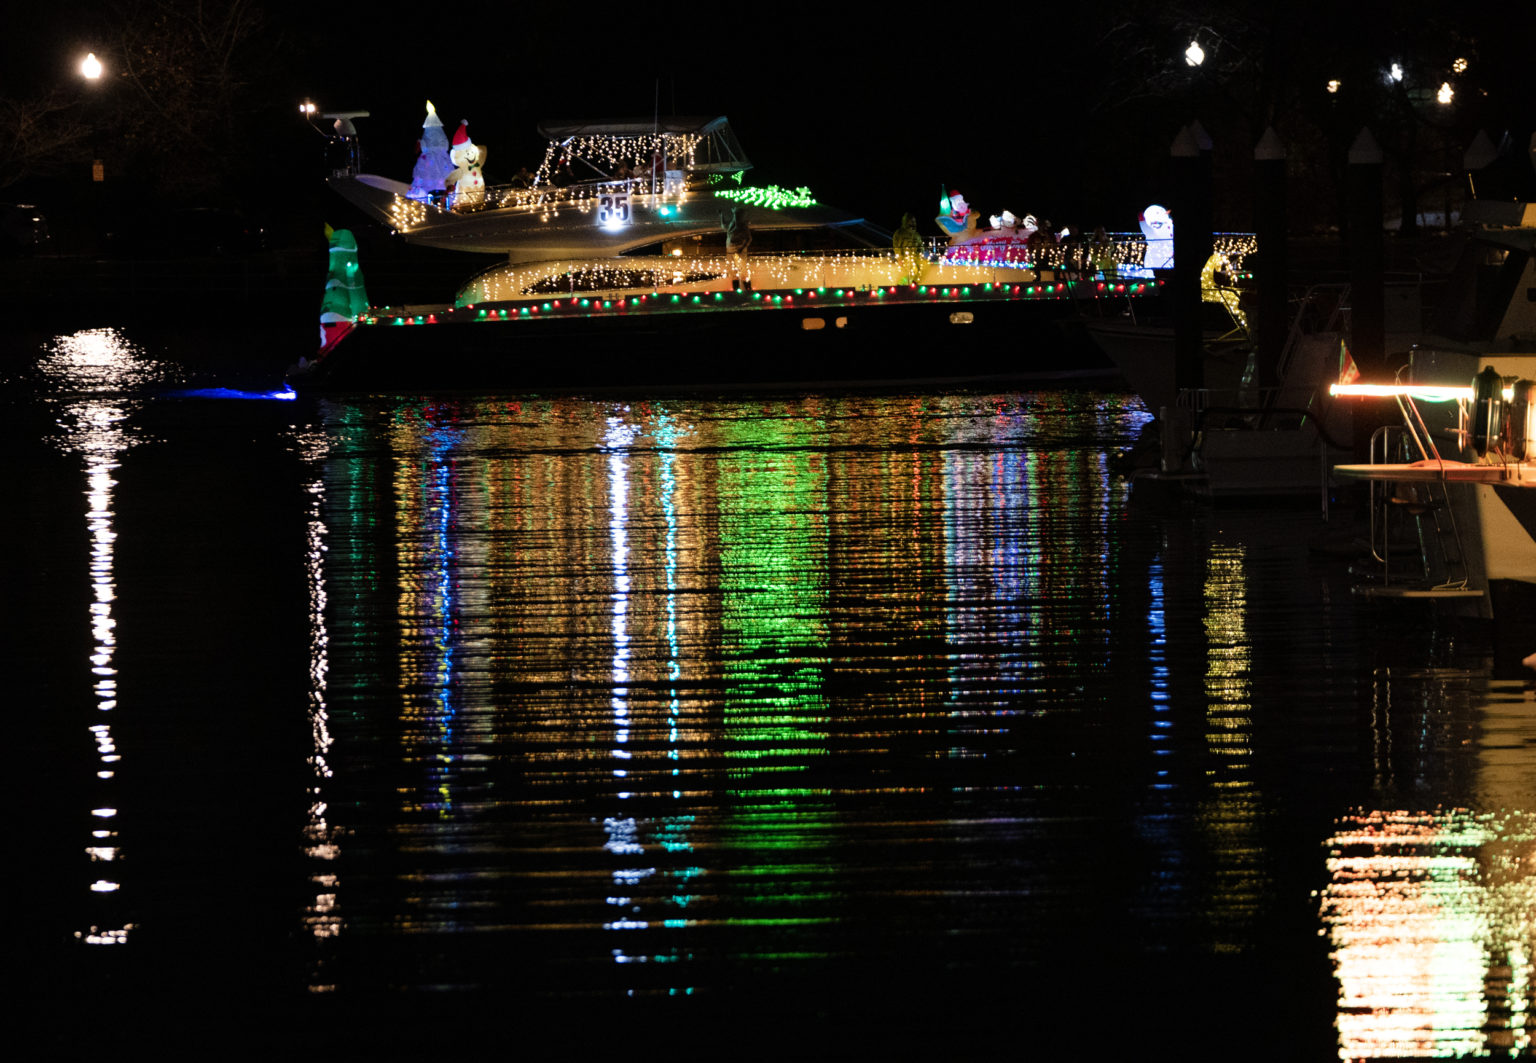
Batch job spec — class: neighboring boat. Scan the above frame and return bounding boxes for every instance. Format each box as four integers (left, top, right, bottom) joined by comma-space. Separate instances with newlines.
1329, 210, 1536, 619
1092, 247, 1366, 502
289, 111, 1162, 392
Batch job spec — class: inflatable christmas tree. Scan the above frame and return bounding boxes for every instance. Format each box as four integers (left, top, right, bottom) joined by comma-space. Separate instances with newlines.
407, 101, 454, 203
319, 224, 368, 351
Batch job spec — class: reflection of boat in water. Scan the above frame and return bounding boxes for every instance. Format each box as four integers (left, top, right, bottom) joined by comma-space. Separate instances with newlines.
1330, 211, 1536, 620
290, 111, 1161, 392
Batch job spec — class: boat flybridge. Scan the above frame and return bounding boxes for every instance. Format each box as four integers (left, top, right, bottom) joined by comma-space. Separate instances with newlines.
325, 114, 882, 262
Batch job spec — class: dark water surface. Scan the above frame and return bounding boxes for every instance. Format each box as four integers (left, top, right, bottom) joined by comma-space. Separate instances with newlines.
7, 327, 1534, 1058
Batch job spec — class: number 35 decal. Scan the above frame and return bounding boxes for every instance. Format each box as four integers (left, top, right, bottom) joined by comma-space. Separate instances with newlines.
598, 191, 631, 226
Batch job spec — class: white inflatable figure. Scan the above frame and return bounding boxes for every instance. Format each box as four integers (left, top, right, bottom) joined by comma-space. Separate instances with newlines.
1140, 204, 1174, 269
407, 100, 454, 203
988, 210, 1021, 233
446, 120, 487, 212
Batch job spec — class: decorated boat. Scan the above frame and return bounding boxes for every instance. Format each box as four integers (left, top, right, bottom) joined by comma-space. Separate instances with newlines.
290, 108, 1164, 392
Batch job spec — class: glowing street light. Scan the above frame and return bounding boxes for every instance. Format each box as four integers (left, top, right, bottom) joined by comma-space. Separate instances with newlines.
1387, 62, 1404, 83
1185, 40, 1205, 67
1326, 79, 1341, 94
80, 52, 103, 80
299, 99, 318, 117
1437, 82, 1454, 105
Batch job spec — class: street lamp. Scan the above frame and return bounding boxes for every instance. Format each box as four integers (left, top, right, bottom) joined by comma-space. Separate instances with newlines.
78, 53, 107, 184
1185, 40, 1205, 67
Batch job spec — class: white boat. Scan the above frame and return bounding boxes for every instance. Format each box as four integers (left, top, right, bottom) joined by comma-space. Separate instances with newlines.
1330, 212, 1536, 619
1091, 253, 1368, 502
292, 111, 1161, 391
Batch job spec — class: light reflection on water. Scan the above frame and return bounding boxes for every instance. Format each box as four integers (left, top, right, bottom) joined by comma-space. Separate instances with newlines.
1321, 675, 1536, 1059
34, 328, 178, 947
301, 391, 1159, 1000
19, 337, 1536, 1050
288, 391, 1535, 1040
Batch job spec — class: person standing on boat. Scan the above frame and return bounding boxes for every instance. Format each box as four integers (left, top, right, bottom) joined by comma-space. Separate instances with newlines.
721, 206, 752, 291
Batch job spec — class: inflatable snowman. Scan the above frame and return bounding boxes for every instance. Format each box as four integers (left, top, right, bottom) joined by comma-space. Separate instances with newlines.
446, 120, 487, 211
1140, 204, 1174, 269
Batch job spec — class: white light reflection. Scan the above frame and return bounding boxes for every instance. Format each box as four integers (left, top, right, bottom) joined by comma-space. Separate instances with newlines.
291, 428, 343, 976
598, 411, 697, 985
602, 418, 648, 962
605, 416, 641, 791
940, 402, 1032, 756
40, 328, 163, 948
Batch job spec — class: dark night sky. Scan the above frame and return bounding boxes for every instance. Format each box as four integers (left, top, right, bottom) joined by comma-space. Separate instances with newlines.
300, 11, 1136, 232
7, 4, 1534, 238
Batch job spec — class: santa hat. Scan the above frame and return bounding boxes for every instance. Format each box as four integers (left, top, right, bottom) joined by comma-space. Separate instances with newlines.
452, 120, 473, 150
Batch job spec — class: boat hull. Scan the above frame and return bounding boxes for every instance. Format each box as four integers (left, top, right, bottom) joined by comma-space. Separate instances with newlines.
289, 285, 1126, 393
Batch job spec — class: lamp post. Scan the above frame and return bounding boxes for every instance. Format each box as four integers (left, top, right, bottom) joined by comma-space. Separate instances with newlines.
79, 52, 106, 184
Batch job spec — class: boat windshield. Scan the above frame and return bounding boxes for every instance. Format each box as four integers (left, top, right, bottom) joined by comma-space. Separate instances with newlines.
533, 116, 751, 178
414, 116, 756, 217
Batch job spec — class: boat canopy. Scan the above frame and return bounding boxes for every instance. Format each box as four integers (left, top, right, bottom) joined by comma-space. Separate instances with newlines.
535, 116, 752, 174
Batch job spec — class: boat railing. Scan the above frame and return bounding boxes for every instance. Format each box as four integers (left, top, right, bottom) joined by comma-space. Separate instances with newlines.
929, 231, 1256, 277
420, 174, 691, 216
1177, 385, 1325, 425
1362, 422, 1472, 590
462, 247, 1108, 303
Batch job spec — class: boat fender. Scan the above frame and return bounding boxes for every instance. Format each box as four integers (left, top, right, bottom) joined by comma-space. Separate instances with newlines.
1471, 365, 1504, 457
1509, 379, 1535, 462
